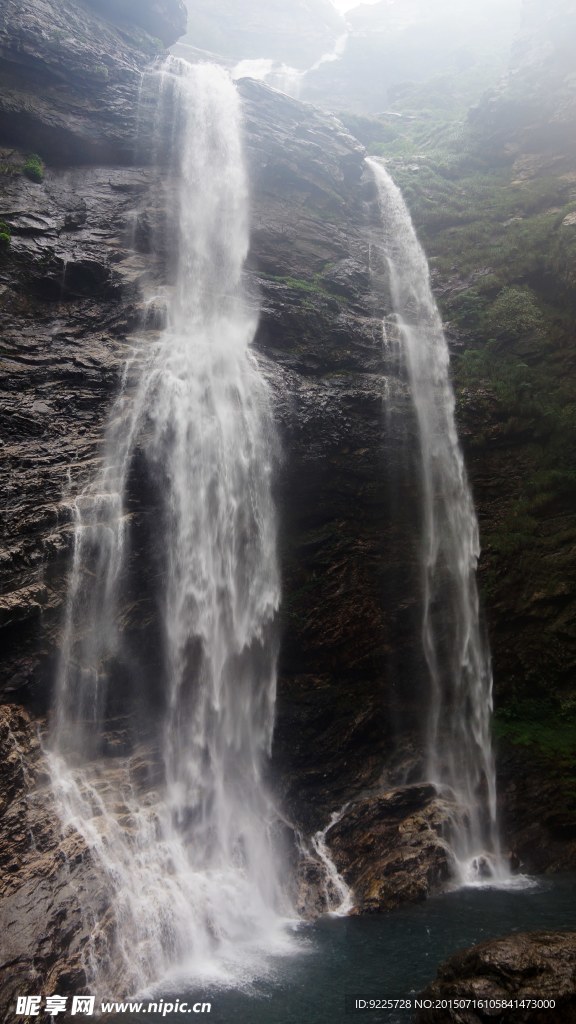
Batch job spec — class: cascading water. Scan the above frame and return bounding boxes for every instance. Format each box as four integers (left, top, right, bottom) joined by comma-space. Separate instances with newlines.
368, 158, 510, 884
48, 58, 294, 996
311, 808, 354, 916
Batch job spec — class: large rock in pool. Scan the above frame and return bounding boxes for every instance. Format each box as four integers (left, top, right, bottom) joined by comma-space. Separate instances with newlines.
415, 931, 576, 1023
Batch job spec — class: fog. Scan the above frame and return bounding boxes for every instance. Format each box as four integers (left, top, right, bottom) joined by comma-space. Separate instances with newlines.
180, 0, 525, 102
331, 0, 380, 11
330, 0, 522, 18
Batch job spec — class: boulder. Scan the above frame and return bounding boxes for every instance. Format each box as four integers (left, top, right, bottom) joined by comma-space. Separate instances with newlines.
326, 785, 453, 913
415, 931, 576, 1023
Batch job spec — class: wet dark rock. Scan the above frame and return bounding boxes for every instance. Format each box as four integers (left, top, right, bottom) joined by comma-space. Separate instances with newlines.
497, 746, 576, 874
325, 786, 453, 913
85, 0, 187, 46
415, 931, 576, 1023
2, 0, 574, 994
0, 21, 427, 965
0, 0, 165, 164
0, 164, 157, 709
226, 83, 425, 839
0, 706, 105, 1021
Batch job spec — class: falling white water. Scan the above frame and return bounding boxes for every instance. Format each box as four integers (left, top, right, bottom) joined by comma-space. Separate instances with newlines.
311, 808, 354, 915
308, 31, 349, 73
367, 158, 511, 885
49, 59, 294, 996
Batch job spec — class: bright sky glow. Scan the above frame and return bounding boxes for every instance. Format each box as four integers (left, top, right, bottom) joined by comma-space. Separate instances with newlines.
331, 0, 382, 12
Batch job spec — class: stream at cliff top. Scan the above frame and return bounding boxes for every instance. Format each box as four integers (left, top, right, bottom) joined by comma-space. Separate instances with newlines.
113, 876, 576, 1023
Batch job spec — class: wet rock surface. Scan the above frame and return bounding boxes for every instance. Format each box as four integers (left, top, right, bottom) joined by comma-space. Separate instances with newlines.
85, 0, 187, 47
497, 747, 576, 875
0, 706, 105, 1020
325, 785, 453, 913
0, 0, 169, 164
1, 0, 575, 996
0, 163, 156, 708
237, 83, 427, 830
0, 11, 426, 978
415, 931, 576, 1023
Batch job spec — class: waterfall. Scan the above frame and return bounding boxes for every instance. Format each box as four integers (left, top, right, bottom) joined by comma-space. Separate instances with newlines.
368, 158, 509, 884
308, 31, 349, 73
311, 808, 354, 916
48, 59, 293, 996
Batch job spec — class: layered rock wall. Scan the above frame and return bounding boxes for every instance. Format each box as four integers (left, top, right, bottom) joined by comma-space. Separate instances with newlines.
0, 1, 428, 998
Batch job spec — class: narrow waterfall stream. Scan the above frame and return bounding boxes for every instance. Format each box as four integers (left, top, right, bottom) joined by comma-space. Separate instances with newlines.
368, 159, 510, 884
48, 58, 293, 996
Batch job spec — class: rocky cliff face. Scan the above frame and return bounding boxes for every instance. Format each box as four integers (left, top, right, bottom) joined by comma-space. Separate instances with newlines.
0, 5, 180, 1004
1, 0, 574, 1005
366, 0, 576, 874
446, 0, 576, 872
470, 0, 576, 166
0, 0, 180, 715
85, 0, 187, 46
0, 0, 436, 1001
0, 0, 184, 164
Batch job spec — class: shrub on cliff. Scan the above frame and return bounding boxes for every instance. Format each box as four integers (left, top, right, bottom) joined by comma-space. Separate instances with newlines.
23, 154, 44, 183
0, 221, 11, 250
486, 286, 546, 344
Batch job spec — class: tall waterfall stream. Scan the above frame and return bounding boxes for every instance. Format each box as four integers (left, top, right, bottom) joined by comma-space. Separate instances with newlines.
44, 56, 531, 1001
48, 59, 294, 996
368, 159, 509, 884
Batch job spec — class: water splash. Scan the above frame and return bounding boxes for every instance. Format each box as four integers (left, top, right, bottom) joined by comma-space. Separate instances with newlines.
311, 808, 354, 915
49, 59, 293, 996
367, 158, 510, 885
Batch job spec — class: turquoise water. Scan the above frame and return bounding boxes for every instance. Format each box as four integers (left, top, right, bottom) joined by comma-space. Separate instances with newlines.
121, 876, 576, 1023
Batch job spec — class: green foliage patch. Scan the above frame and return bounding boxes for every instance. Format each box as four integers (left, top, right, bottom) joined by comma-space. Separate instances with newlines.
263, 272, 347, 305
23, 153, 45, 183
0, 220, 11, 250
495, 697, 576, 761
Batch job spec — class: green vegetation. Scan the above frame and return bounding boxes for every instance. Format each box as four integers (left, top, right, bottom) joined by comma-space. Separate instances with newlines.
495, 696, 576, 834
341, 29, 576, 811
369, 132, 576, 544
361, 93, 576, 733
0, 220, 11, 250
495, 697, 576, 761
271, 274, 319, 294
341, 54, 514, 167
23, 153, 45, 183
263, 272, 347, 305
390, 162, 572, 282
